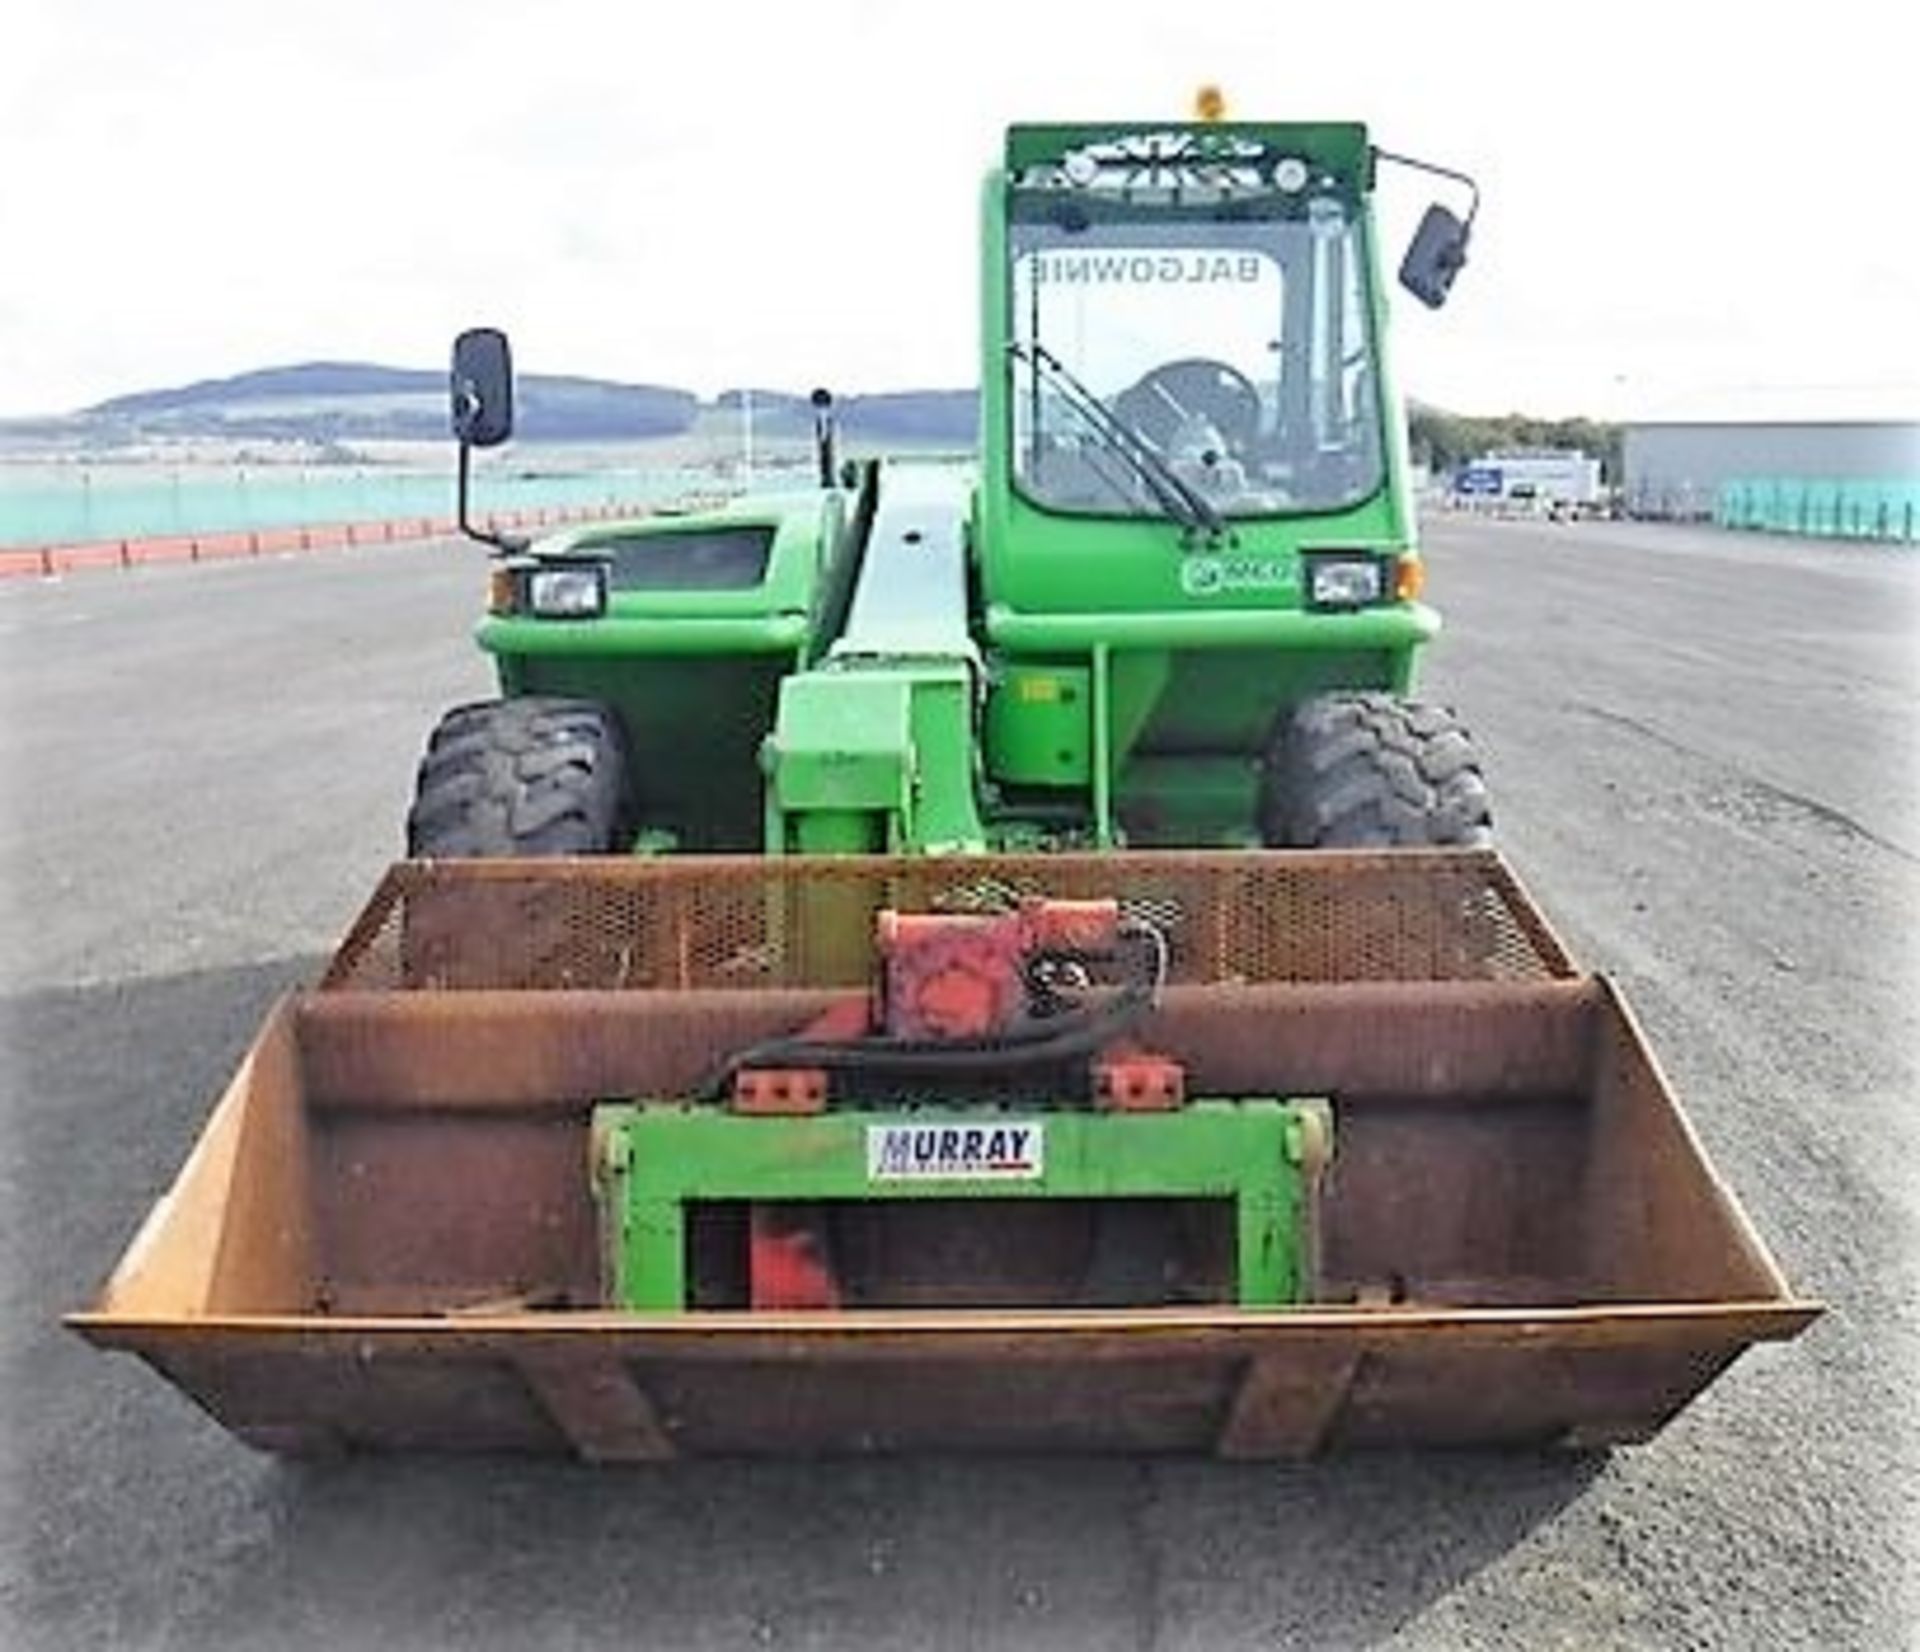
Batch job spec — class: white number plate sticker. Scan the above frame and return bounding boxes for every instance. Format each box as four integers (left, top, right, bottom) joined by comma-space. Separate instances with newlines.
866, 1121, 1045, 1182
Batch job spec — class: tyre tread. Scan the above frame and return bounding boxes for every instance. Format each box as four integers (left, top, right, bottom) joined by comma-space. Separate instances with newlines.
1261, 692, 1493, 848
405, 696, 632, 857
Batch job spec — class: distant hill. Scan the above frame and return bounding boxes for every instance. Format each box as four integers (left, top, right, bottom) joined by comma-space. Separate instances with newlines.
81, 360, 699, 442
842, 390, 976, 443
54, 361, 977, 447
8, 364, 1618, 464
89, 362, 444, 416
715, 387, 977, 445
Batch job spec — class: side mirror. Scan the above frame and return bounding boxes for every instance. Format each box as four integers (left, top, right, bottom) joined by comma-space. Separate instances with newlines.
450, 327, 514, 447
1398, 204, 1471, 310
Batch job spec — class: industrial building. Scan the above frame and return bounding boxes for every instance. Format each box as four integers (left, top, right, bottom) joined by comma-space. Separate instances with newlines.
1622, 391, 1920, 521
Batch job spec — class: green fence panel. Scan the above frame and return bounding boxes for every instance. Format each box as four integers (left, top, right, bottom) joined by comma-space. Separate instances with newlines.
1718, 478, 1920, 543
0, 462, 731, 549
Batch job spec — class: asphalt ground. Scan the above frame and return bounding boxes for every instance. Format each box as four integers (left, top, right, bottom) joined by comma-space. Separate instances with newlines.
1, 516, 1915, 1649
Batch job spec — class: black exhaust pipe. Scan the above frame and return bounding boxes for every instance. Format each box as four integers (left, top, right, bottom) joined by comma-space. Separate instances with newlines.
810, 387, 838, 490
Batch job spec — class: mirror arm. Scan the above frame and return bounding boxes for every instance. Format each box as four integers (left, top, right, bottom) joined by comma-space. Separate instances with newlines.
1372, 146, 1481, 230
456, 440, 528, 556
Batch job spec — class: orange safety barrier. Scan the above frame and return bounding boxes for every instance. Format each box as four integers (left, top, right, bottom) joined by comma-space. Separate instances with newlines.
0, 501, 662, 581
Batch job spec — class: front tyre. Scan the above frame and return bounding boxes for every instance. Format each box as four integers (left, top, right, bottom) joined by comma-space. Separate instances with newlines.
406, 697, 633, 857
1261, 692, 1492, 848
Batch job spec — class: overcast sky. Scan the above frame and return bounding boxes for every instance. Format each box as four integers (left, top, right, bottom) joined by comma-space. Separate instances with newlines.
3, 0, 1914, 421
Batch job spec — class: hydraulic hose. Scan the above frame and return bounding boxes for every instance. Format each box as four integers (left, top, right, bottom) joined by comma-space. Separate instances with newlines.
701, 918, 1169, 1100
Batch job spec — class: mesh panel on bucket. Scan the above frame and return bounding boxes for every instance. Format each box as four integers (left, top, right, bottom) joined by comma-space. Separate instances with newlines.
321, 851, 1574, 992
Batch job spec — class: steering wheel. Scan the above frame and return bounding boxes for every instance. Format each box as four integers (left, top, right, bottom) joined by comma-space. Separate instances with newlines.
1113, 358, 1263, 453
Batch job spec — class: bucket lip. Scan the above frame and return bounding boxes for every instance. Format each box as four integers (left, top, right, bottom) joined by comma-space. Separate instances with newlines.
67, 1296, 1823, 1347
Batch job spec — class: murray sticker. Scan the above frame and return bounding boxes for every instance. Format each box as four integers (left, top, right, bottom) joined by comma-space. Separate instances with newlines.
867, 1121, 1045, 1182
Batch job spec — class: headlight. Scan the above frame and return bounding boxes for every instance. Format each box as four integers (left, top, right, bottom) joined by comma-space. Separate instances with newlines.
1305, 555, 1385, 609
527, 565, 608, 619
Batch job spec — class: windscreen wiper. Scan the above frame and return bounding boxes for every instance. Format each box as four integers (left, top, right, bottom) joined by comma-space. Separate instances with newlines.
1010, 341, 1225, 539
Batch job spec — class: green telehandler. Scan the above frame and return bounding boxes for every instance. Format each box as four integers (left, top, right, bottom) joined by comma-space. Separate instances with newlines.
412, 118, 1487, 862
71, 105, 1815, 1460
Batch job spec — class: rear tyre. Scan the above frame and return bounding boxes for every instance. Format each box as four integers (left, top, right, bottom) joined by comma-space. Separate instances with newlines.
406, 697, 633, 856
1261, 692, 1492, 848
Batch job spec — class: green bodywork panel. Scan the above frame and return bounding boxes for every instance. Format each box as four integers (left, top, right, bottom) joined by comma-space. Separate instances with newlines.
770, 673, 913, 816
592, 1098, 1332, 1310
761, 465, 988, 853
986, 663, 1093, 786
482, 491, 834, 850
474, 116, 1438, 853
501, 491, 840, 636
1118, 756, 1262, 847
768, 659, 987, 853
499, 653, 786, 850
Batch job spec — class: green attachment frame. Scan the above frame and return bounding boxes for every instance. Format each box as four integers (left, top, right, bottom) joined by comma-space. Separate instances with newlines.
765, 660, 988, 853
592, 1098, 1333, 1311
